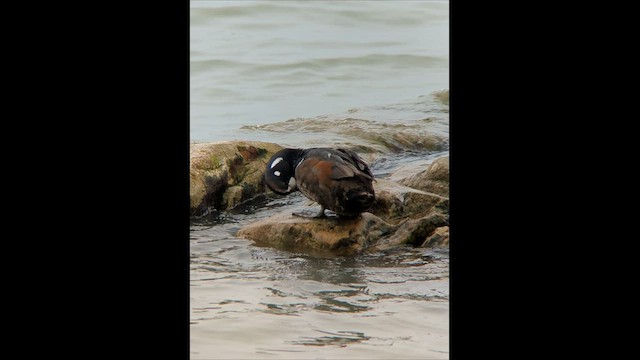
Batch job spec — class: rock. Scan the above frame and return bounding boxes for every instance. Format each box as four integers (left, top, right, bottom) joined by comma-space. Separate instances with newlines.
422, 226, 449, 248
375, 213, 449, 250
237, 210, 398, 255
398, 156, 449, 197
368, 179, 448, 222
237, 208, 448, 254
233, 149, 450, 253
190, 141, 283, 216
384, 159, 434, 183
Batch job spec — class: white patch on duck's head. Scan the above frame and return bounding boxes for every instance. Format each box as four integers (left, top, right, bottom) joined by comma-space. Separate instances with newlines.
270, 157, 284, 169
274, 171, 281, 176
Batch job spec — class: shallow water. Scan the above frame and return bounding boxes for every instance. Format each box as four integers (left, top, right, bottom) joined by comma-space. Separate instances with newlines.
190, 1, 449, 358
191, 194, 449, 359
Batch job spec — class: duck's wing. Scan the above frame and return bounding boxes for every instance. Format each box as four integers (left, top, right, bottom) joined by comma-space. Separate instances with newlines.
329, 159, 359, 180
300, 148, 375, 181
336, 148, 375, 180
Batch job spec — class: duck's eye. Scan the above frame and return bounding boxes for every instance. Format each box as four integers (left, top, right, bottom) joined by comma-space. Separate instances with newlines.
274, 171, 281, 176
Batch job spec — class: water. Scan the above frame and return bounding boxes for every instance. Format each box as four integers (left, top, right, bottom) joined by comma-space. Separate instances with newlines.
190, 1, 449, 358
191, 196, 449, 359
191, 0, 449, 142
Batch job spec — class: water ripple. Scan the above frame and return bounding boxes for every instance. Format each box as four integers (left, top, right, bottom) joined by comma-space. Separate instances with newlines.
289, 330, 371, 347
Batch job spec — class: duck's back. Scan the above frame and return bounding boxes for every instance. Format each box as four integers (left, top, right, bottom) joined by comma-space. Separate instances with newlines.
295, 148, 375, 216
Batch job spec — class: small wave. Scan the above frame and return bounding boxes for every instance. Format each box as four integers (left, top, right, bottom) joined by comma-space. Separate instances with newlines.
241, 119, 446, 155
288, 330, 371, 347
191, 54, 446, 76
191, 1, 448, 28
249, 54, 446, 74
190, 58, 252, 73
431, 89, 449, 105
190, 3, 297, 20
239, 92, 449, 155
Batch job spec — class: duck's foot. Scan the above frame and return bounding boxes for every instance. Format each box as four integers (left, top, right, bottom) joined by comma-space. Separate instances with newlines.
292, 207, 327, 218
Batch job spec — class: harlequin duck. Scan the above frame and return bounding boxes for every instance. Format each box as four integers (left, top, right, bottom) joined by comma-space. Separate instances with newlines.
264, 147, 376, 218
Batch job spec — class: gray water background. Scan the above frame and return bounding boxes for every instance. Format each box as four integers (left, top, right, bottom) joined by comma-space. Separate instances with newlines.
190, 1, 449, 358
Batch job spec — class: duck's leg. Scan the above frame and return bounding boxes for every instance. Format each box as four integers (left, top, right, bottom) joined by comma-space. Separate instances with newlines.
292, 206, 326, 218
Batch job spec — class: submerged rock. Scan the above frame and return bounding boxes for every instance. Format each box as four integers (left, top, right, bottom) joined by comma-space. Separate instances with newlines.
190, 141, 283, 216
236, 155, 450, 253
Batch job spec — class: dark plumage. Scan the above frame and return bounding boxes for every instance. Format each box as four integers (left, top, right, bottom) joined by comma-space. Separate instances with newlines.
264, 147, 376, 217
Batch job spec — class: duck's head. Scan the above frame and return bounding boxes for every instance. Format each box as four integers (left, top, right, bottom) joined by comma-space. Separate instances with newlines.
264, 148, 304, 195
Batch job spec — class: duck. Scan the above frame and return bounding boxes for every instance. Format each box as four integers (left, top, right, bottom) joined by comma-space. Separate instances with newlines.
264, 147, 376, 218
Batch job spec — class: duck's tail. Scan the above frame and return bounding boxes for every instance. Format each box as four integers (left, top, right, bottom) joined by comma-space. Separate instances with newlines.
345, 189, 376, 213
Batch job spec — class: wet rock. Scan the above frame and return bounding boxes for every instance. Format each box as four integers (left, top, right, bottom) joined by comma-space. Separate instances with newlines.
236, 179, 450, 253
375, 213, 449, 250
398, 156, 449, 197
237, 208, 448, 254
422, 226, 449, 248
234, 150, 450, 253
368, 179, 447, 223
237, 210, 397, 255
190, 141, 283, 216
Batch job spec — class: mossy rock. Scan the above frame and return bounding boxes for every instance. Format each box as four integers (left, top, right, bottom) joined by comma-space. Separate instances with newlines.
190, 141, 283, 215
